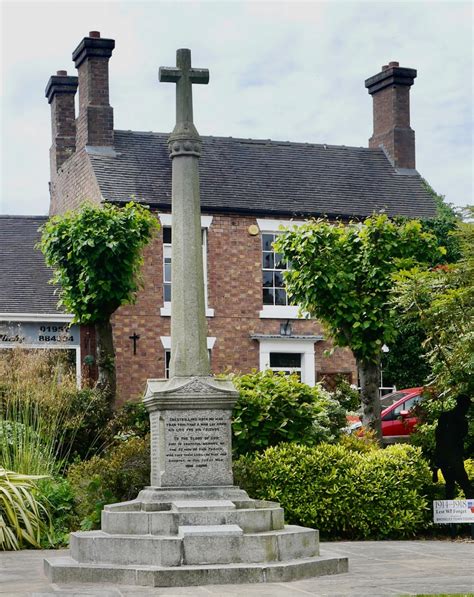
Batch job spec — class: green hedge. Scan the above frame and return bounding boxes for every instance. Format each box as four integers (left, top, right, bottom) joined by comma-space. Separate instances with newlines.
232, 370, 346, 456
233, 442, 432, 539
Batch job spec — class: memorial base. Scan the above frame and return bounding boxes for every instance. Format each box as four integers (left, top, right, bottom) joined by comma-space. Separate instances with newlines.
44, 376, 348, 586
44, 492, 348, 586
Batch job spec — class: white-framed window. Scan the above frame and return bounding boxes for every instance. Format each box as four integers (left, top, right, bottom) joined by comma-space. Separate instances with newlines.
262, 231, 291, 307
163, 226, 172, 303
257, 219, 306, 319
159, 214, 214, 317
252, 335, 321, 386
161, 336, 216, 379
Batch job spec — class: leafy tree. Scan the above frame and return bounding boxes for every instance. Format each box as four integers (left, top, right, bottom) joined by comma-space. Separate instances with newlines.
383, 184, 462, 389
39, 202, 159, 399
419, 180, 462, 265
274, 214, 440, 440
381, 319, 430, 389
393, 215, 473, 471
393, 211, 473, 397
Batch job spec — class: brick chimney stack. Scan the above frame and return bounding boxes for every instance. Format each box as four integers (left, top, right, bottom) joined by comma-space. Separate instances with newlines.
365, 62, 417, 170
45, 71, 78, 175
72, 31, 115, 149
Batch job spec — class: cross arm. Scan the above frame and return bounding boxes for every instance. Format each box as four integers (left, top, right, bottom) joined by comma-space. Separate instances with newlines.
189, 68, 210, 84
159, 67, 181, 83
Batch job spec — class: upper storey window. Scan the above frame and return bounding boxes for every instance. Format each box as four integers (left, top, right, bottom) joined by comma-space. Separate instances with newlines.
159, 214, 214, 317
262, 232, 291, 307
163, 226, 172, 303
258, 219, 305, 319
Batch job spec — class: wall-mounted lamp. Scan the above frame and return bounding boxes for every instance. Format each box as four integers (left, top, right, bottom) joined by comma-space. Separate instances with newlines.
280, 320, 292, 336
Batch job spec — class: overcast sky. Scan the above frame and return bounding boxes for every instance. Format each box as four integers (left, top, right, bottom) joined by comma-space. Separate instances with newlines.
1, 0, 472, 215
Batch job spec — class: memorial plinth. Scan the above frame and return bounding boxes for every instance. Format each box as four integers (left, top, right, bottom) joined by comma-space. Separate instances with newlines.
141, 376, 238, 491
44, 48, 348, 587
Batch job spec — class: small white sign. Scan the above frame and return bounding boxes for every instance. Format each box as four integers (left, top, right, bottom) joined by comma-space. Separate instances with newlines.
433, 500, 474, 524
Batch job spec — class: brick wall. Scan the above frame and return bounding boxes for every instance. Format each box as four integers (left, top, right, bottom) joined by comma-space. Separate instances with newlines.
112, 227, 167, 405
111, 212, 357, 405
49, 148, 102, 215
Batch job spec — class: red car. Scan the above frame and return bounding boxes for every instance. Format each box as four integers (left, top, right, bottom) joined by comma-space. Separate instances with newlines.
380, 387, 423, 443
348, 387, 423, 443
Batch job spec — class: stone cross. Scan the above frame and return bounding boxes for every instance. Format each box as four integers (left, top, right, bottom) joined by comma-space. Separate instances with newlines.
159, 49, 209, 140
139, 49, 238, 493
159, 49, 210, 378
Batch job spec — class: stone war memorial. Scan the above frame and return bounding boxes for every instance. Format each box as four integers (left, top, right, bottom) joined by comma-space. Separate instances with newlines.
44, 49, 348, 587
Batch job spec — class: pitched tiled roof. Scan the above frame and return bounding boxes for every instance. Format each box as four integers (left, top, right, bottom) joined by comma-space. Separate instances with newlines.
89, 130, 437, 219
0, 216, 62, 315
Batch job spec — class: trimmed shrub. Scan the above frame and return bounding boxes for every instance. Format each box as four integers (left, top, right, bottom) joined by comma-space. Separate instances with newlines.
337, 430, 379, 453
231, 370, 346, 456
104, 400, 150, 444
67, 436, 150, 529
233, 442, 432, 539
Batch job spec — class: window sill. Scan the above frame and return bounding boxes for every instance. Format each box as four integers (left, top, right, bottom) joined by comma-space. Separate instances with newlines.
259, 305, 306, 319
160, 306, 215, 318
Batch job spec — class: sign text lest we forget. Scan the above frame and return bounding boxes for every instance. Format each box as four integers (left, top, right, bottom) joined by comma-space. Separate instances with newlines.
433, 500, 474, 524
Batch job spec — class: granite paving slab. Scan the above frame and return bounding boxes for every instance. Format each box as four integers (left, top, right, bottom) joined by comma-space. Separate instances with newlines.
1, 540, 473, 596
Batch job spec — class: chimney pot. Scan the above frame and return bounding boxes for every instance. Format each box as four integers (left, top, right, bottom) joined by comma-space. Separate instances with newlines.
388, 61, 399, 67
89, 31, 101, 38
56, 70, 67, 76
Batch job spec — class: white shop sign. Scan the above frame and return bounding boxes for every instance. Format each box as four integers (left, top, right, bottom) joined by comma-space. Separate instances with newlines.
0, 321, 79, 348
433, 500, 474, 524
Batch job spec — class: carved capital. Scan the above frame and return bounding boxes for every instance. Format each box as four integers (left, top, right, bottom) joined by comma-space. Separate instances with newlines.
167, 135, 202, 159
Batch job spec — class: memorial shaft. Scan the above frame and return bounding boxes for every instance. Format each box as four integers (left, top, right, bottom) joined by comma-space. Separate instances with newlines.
159, 49, 210, 378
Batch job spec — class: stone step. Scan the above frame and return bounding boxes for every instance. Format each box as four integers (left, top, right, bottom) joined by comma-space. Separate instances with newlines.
101, 510, 178, 536
44, 554, 349, 586
70, 525, 318, 567
182, 526, 318, 565
70, 532, 182, 567
171, 499, 235, 511
179, 524, 243, 536
179, 506, 284, 533
102, 504, 284, 535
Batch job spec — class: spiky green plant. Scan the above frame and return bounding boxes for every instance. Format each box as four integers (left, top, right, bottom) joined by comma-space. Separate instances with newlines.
0, 398, 68, 476
0, 467, 50, 550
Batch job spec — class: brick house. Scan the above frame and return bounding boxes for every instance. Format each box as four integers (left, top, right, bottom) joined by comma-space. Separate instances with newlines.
39, 32, 437, 405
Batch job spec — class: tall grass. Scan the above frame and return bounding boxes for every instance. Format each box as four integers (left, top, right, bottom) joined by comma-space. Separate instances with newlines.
0, 349, 112, 549
0, 349, 78, 476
